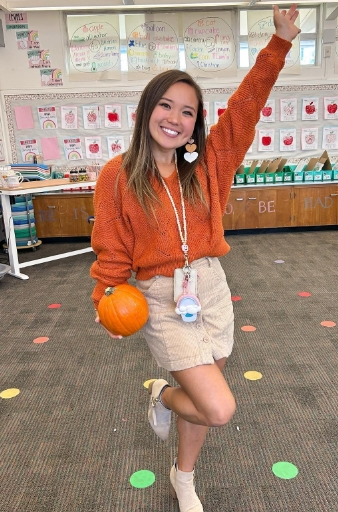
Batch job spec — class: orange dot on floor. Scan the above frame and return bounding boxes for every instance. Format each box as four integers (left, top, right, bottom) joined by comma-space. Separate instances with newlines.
298, 292, 311, 297
33, 336, 50, 344
48, 303, 61, 309
241, 325, 256, 332
321, 321, 336, 328
231, 296, 242, 302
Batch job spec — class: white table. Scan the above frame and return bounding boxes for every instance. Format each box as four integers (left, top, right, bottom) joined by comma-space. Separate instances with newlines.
0, 178, 96, 280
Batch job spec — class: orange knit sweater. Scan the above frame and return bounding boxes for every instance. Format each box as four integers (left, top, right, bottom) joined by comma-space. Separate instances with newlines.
91, 35, 291, 308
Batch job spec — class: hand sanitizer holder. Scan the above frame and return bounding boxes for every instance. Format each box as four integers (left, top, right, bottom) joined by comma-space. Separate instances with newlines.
175, 293, 201, 323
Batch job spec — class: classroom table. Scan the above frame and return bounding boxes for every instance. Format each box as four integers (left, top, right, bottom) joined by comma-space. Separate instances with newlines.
0, 178, 96, 280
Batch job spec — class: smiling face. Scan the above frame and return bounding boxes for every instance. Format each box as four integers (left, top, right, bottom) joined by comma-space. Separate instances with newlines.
148, 82, 198, 160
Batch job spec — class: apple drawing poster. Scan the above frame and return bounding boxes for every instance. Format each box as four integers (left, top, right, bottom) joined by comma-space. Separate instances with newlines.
323, 97, 338, 120
302, 98, 319, 121
203, 102, 210, 125
258, 129, 275, 152
280, 98, 297, 122
61, 106, 78, 130
105, 105, 122, 129
322, 127, 338, 150
85, 137, 102, 159
260, 99, 275, 123
107, 136, 125, 159
83, 106, 101, 130
127, 105, 138, 129
280, 128, 296, 152
214, 101, 227, 124
301, 128, 318, 150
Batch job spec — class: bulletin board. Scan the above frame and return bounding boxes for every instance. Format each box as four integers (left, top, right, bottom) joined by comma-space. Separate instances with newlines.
3, 81, 338, 167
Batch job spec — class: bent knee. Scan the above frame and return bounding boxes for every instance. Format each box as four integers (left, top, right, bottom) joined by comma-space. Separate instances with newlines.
204, 397, 236, 427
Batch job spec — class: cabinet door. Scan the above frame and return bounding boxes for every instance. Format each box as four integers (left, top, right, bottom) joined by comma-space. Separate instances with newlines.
33, 196, 62, 237
294, 185, 338, 226
58, 196, 94, 236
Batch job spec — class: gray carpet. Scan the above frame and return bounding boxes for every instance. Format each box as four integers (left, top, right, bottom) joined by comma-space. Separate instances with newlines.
0, 230, 337, 511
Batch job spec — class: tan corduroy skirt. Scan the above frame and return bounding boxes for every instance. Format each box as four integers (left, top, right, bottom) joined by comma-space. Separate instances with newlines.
136, 257, 234, 372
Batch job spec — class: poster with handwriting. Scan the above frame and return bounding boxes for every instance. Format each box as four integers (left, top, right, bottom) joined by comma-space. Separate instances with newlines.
301, 127, 318, 150
40, 69, 63, 87
127, 105, 138, 129
107, 136, 125, 159
301, 97, 319, 121
5, 12, 28, 30
85, 137, 103, 159
203, 102, 210, 125
125, 14, 179, 79
260, 99, 275, 123
214, 101, 227, 124
67, 15, 121, 81
61, 106, 78, 130
258, 129, 275, 152
16, 30, 40, 50
280, 98, 297, 122
247, 11, 300, 74
20, 139, 39, 162
63, 138, 84, 160
83, 106, 101, 130
182, 12, 236, 78
104, 105, 122, 128
323, 97, 338, 120
28, 49, 51, 68
322, 127, 338, 150
280, 128, 296, 152
37, 106, 58, 129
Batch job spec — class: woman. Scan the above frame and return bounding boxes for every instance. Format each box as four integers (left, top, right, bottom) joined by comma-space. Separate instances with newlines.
91, 5, 300, 511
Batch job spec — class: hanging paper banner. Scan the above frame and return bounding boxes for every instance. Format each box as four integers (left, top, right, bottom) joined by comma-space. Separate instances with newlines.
104, 105, 122, 128
125, 14, 179, 79
107, 136, 125, 159
214, 101, 227, 124
323, 97, 338, 120
302, 98, 319, 121
248, 11, 300, 74
182, 11, 236, 78
85, 137, 103, 159
40, 69, 63, 87
280, 98, 297, 122
61, 106, 78, 130
28, 49, 51, 68
37, 106, 58, 129
301, 127, 318, 150
20, 139, 39, 162
5, 12, 28, 30
258, 129, 275, 151
83, 106, 101, 130
67, 15, 121, 81
322, 127, 338, 150
260, 99, 275, 123
280, 128, 297, 152
63, 138, 84, 160
16, 30, 40, 50
127, 105, 137, 129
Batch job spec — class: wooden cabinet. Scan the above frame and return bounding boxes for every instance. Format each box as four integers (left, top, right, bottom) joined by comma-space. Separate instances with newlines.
33, 193, 94, 237
293, 184, 338, 226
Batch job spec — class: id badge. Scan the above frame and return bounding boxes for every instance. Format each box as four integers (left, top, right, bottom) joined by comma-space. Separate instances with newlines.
174, 268, 197, 301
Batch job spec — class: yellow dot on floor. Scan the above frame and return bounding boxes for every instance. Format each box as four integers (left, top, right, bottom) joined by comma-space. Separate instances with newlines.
0, 388, 20, 399
143, 379, 156, 389
244, 371, 262, 381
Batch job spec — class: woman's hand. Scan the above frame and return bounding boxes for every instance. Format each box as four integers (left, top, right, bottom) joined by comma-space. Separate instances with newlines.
273, 4, 301, 42
95, 312, 123, 339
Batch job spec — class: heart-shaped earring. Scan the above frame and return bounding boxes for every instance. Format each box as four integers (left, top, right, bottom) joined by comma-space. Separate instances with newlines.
184, 137, 198, 163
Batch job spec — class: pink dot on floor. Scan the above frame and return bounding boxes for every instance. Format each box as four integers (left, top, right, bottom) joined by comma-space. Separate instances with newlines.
48, 303, 61, 309
321, 321, 336, 328
298, 292, 311, 297
231, 296, 242, 302
241, 325, 256, 332
33, 336, 50, 344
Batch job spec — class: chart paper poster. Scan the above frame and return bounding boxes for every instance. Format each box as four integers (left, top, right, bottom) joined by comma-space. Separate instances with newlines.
20, 139, 39, 162
85, 137, 103, 159
16, 30, 40, 50
280, 98, 297, 122
107, 136, 125, 159
40, 69, 63, 87
61, 106, 78, 130
104, 105, 122, 128
248, 11, 300, 74
301, 127, 318, 150
323, 97, 338, 120
260, 99, 275, 123
5, 12, 28, 30
63, 138, 84, 160
37, 106, 58, 129
322, 127, 338, 150
83, 106, 101, 130
125, 14, 179, 79
28, 49, 51, 68
258, 129, 275, 152
67, 15, 121, 81
214, 101, 227, 124
182, 11, 236, 78
302, 98, 319, 121
280, 128, 296, 152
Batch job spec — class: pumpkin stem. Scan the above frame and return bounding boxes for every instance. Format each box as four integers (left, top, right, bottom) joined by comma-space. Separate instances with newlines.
105, 287, 115, 296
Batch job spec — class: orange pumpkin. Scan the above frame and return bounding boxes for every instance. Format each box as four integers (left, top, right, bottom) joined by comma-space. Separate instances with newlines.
97, 284, 149, 337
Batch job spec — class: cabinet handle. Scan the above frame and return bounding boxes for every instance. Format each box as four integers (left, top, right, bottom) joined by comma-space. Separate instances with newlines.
248, 197, 257, 200
236, 198, 244, 201
330, 193, 338, 196
47, 205, 56, 209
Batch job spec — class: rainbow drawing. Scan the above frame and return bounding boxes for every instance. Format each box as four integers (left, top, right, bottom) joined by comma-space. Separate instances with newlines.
52, 69, 62, 81
29, 30, 39, 42
41, 50, 50, 61
25, 152, 37, 162
43, 119, 56, 129
68, 151, 81, 160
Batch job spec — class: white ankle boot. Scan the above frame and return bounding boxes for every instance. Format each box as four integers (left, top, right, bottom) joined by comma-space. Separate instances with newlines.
148, 379, 171, 441
170, 459, 203, 512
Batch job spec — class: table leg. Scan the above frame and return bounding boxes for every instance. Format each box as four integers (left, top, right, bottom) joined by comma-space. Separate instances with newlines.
1, 194, 29, 280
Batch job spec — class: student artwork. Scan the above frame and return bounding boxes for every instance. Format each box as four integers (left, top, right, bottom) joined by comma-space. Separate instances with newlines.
20, 139, 39, 162
258, 129, 274, 151
301, 127, 318, 150
203, 102, 210, 125
61, 106, 78, 130
280, 128, 296, 152
323, 97, 338, 120
105, 105, 122, 128
63, 138, 84, 160
302, 98, 319, 121
322, 127, 338, 150
107, 136, 125, 159
83, 106, 101, 130
28, 49, 51, 69
40, 69, 63, 87
214, 101, 227, 124
260, 99, 275, 123
16, 30, 40, 50
37, 106, 58, 129
85, 137, 103, 159
127, 105, 137, 129
280, 98, 297, 122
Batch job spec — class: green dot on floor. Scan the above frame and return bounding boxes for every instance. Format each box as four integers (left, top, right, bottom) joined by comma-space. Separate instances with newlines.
272, 461, 298, 480
130, 470, 155, 489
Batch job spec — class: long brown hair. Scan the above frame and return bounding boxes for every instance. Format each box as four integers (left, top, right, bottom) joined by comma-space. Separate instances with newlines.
121, 69, 207, 215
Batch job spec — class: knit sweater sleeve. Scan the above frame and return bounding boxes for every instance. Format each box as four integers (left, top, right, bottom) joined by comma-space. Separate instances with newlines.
90, 157, 134, 309
206, 34, 292, 206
